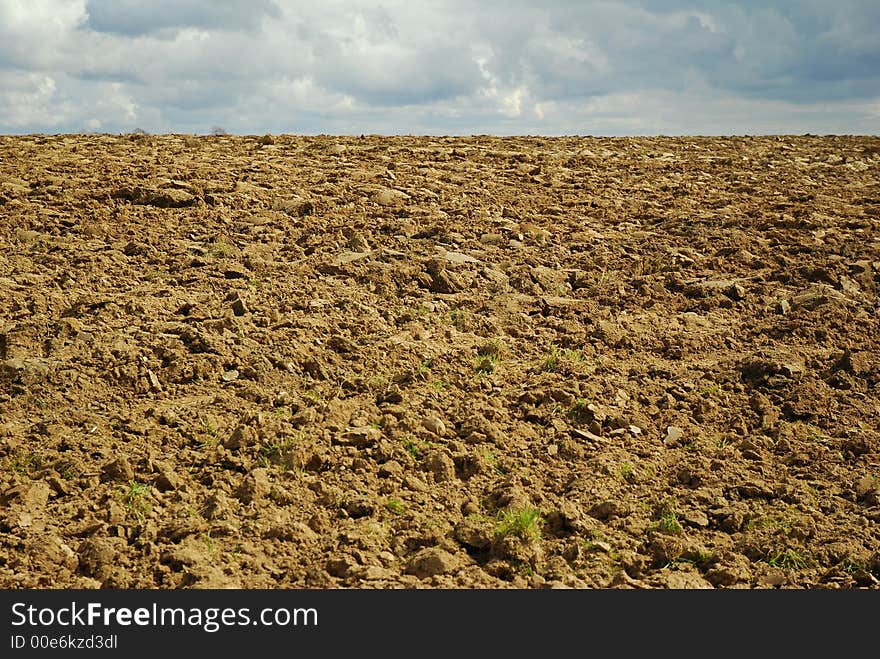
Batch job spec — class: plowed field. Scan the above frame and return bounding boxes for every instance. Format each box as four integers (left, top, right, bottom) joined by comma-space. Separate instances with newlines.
1, 133, 878, 589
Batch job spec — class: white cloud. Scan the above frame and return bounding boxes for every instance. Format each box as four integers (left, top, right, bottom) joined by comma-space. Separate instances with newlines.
0, 71, 61, 128
0, 0, 87, 68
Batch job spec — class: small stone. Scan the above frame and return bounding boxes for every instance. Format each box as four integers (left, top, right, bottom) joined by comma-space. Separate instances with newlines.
221, 369, 239, 382
329, 250, 371, 268
664, 426, 684, 445
480, 233, 505, 245
403, 474, 429, 492
442, 249, 480, 265
146, 369, 162, 392
587, 540, 613, 553
422, 415, 446, 436
571, 428, 606, 444
372, 188, 409, 207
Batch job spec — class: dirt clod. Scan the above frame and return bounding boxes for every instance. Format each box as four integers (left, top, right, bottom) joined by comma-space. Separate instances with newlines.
405, 548, 460, 579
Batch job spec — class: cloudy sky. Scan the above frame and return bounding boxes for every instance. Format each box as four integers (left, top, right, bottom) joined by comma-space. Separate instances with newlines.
1, 0, 878, 135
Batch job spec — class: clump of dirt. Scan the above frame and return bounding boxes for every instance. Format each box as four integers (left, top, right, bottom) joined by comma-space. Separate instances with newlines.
1, 133, 878, 589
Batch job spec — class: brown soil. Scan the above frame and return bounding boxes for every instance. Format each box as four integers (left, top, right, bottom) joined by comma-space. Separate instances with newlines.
1, 133, 878, 589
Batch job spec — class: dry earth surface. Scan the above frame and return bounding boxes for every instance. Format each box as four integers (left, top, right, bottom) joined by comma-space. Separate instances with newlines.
1, 133, 879, 590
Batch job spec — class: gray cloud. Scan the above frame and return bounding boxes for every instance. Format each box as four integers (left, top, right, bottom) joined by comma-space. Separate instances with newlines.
0, 0, 877, 135
84, 0, 281, 36
309, 27, 484, 105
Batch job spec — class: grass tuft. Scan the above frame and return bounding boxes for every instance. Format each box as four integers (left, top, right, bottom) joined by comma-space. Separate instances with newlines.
495, 506, 542, 543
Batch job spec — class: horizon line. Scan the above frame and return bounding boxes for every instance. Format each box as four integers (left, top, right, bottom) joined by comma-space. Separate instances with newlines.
2, 132, 878, 139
